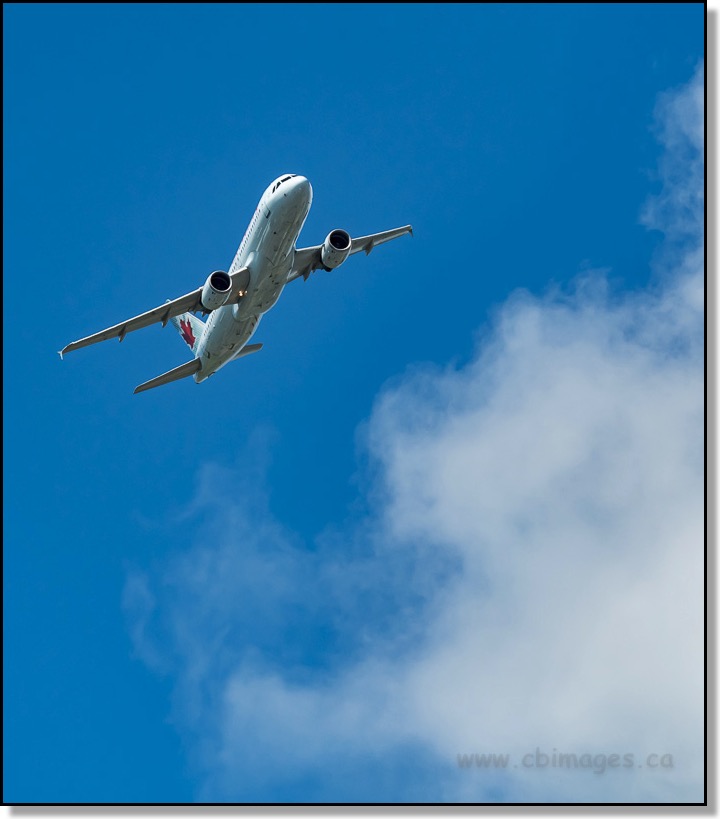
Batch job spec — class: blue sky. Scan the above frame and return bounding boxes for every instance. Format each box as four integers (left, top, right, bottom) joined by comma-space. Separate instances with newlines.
4, 3, 704, 805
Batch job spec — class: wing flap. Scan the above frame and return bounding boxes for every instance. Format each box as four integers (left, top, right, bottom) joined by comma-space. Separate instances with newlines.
288, 246, 322, 282
61, 268, 250, 355
348, 225, 413, 256
287, 226, 412, 283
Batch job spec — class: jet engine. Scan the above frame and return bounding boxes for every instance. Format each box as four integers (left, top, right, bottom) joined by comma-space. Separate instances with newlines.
201, 270, 232, 311
320, 229, 352, 269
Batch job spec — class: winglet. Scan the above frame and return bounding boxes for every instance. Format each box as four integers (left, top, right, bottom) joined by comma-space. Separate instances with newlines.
58, 350, 64, 360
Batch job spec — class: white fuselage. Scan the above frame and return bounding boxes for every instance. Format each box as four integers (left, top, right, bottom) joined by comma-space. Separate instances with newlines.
194, 174, 312, 382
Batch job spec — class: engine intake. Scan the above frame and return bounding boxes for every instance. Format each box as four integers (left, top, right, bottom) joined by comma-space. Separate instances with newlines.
321, 229, 352, 270
201, 270, 232, 311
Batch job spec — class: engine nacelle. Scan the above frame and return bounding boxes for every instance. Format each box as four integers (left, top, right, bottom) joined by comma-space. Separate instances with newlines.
201, 270, 232, 311
320, 229, 352, 270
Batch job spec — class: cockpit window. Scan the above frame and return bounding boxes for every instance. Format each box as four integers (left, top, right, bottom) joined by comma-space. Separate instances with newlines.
272, 175, 296, 193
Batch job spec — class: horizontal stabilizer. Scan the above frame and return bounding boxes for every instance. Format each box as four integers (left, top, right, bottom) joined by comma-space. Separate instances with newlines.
134, 358, 202, 394
234, 342, 263, 360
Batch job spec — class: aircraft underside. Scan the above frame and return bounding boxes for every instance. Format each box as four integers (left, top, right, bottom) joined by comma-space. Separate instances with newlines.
60, 174, 412, 393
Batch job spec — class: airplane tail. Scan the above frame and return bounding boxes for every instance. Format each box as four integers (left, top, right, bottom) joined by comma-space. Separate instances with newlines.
170, 312, 204, 355
133, 342, 263, 394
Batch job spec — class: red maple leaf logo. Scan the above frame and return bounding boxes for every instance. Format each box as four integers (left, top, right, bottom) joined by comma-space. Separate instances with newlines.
179, 318, 196, 348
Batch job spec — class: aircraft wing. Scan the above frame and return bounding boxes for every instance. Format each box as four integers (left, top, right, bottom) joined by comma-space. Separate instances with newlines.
60, 267, 250, 356
288, 225, 413, 282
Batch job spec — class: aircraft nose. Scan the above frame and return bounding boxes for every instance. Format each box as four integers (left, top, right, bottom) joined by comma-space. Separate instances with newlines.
291, 175, 312, 205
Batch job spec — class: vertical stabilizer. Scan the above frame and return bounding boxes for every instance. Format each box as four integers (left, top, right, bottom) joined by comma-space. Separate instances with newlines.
170, 312, 204, 355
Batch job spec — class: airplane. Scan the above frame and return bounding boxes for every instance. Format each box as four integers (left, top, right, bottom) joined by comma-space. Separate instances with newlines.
60, 174, 412, 393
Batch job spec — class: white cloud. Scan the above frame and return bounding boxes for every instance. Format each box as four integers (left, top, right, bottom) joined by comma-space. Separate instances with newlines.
125, 64, 704, 803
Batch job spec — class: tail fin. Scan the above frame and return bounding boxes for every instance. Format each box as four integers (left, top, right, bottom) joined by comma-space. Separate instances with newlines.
170, 312, 204, 355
